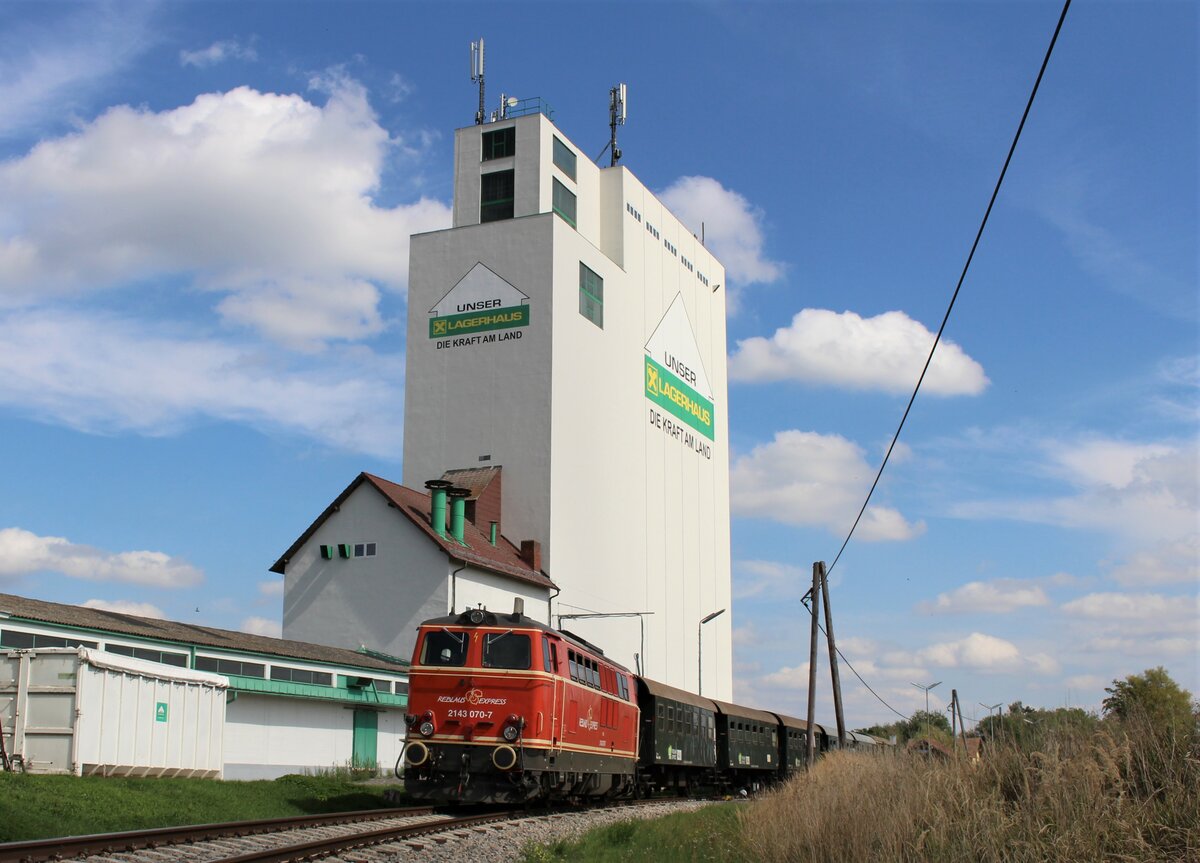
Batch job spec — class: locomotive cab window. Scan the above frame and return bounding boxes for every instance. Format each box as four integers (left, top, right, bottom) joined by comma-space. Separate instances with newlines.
421, 629, 468, 666
482, 630, 530, 669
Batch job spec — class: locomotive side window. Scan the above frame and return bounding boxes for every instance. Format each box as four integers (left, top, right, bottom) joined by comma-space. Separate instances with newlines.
483, 631, 530, 669
542, 636, 552, 672
420, 629, 467, 666
568, 650, 579, 681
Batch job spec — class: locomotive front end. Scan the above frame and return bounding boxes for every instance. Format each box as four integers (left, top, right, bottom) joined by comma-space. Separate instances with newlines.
402, 608, 551, 804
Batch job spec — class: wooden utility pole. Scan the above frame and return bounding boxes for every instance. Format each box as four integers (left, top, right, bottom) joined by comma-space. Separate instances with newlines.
804, 563, 821, 768
818, 562, 847, 748
950, 689, 958, 754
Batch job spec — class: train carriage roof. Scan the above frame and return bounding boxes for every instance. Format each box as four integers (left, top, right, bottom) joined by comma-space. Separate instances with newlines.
710, 699, 781, 725
771, 712, 828, 736
637, 677, 719, 712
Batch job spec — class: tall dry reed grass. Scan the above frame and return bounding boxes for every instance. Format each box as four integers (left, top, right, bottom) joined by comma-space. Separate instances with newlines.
739, 719, 1198, 862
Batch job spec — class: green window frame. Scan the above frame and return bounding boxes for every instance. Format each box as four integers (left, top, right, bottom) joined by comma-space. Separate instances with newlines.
579, 262, 603, 328
481, 126, 515, 161
552, 177, 576, 227
480, 169, 515, 223
552, 136, 576, 180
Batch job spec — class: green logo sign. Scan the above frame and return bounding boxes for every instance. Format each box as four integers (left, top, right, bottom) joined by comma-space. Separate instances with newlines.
645, 356, 714, 440
155, 702, 168, 723
429, 305, 529, 338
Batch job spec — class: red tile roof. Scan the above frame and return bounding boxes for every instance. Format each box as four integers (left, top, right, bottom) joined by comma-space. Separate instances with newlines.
271, 472, 554, 591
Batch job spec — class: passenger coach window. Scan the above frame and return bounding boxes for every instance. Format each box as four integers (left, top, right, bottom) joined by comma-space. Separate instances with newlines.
421, 629, 467, 666
482, 631, 530, 669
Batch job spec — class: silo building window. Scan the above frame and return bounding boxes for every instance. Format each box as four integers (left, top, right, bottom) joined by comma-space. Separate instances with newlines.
480, 170, 515, 222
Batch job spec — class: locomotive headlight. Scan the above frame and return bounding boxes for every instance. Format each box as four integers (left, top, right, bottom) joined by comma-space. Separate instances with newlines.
418, 710, 435, 738
502, 713, 524, 742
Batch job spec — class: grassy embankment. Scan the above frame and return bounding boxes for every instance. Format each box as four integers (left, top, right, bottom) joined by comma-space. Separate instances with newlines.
0, 773, 392, 842
523, 718, 1199, 862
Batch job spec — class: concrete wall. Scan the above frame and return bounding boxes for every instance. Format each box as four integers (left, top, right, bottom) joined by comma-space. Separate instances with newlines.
403, 216, 555, 566
282, 483, 448, 662
223, 694, 407, 780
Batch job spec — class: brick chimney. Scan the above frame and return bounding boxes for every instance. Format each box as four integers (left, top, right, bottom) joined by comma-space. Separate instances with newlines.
519, 540, 542, 571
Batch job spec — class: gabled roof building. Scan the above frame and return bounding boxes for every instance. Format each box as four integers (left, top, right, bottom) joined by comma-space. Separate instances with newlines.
274, 470, 555, 664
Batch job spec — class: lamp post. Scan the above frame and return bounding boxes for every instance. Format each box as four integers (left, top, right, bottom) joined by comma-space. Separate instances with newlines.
911, 680, 942, 713
698, 608, 725, 695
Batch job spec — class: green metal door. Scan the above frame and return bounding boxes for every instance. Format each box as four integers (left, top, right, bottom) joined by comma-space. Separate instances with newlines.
351, 709, 378, 771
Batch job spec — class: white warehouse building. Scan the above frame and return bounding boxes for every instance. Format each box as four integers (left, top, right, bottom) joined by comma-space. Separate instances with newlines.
401, 102, 733, 699
0, 592, 410, 779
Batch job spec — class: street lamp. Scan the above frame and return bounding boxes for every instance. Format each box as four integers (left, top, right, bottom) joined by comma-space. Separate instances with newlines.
910, 681, 942, 713
698, 608, 725, 696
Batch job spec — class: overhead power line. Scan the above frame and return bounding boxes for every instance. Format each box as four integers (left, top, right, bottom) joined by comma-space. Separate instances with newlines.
806, 0, 1073, 724
826, 0, 1073, 579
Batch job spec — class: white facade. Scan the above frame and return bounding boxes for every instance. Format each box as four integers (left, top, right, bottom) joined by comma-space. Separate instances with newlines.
404, 112, 732, 699
280, 478, 552, 664
0, 596, 411, 781
223, 694, 406, 781
0, 648, 226, 777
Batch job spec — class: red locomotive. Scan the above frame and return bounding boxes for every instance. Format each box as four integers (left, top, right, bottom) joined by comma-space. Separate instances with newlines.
401, 604, 640, 803
401, 603, 883, 804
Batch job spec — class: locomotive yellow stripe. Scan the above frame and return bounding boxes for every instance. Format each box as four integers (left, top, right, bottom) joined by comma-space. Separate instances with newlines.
410, 666, 639, 704
420, 736, 637, 758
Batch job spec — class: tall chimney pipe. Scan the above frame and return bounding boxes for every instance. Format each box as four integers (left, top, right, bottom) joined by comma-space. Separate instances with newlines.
424, 479, 452, 538
447, 487, 470, 544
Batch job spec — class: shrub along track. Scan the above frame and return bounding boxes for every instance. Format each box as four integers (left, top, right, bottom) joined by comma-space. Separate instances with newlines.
0, 799, 687, 863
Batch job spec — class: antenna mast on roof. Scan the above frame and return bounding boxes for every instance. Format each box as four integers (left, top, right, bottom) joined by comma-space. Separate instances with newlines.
470, 38, 485, 125
608, 83, 627, 166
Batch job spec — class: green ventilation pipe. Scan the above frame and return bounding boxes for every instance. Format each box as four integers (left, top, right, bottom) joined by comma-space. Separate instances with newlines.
489, 521, 498, 546
424, 479, 452, 538
447, 487, 470, 545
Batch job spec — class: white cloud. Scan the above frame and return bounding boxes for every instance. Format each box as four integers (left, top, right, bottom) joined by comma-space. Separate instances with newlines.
1108, 539, 1199, 587
1061, 591, 1198, 626
954, 436, 1198, 548
82, 598, 166, 619
729, 309, 988, 396
918, 579, 1051, 614
657, 176, 782, 292
240, 616, 282, 638
0, 76, 451, 348
731, 430, 924, 540
912, 632, 1058, 675
0, 5, 154, 137
733, 559, 811, 599
180, 39, 257, 68
0, 309, 406, 459
258, 579, 285, 598
0, 527, 202, 587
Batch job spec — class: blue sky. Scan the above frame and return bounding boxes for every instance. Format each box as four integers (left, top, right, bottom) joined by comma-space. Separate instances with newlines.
0, 0, 1194, 727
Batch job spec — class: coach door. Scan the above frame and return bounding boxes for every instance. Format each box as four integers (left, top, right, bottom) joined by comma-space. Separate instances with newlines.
544, 636, 565, 749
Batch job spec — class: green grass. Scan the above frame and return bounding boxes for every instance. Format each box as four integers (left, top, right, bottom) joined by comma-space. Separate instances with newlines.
0, 773, 396, 842
519, 803, 754, 863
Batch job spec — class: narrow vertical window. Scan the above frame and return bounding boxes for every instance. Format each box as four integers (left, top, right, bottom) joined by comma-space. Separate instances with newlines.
579, 262, 603, 329
552, 136, 577, 180
480, 169, 514, 222
552, 178, 576, 227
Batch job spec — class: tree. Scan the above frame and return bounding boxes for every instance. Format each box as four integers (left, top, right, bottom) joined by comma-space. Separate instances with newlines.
1103, 667, 1195, 734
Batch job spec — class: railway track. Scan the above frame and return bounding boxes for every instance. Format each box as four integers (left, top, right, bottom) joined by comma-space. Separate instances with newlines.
0, 798, 694, 863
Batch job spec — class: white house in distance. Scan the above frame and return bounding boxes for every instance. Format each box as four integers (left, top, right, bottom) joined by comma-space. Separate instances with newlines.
402, 100, 733, 699
274, 470, 555, 664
